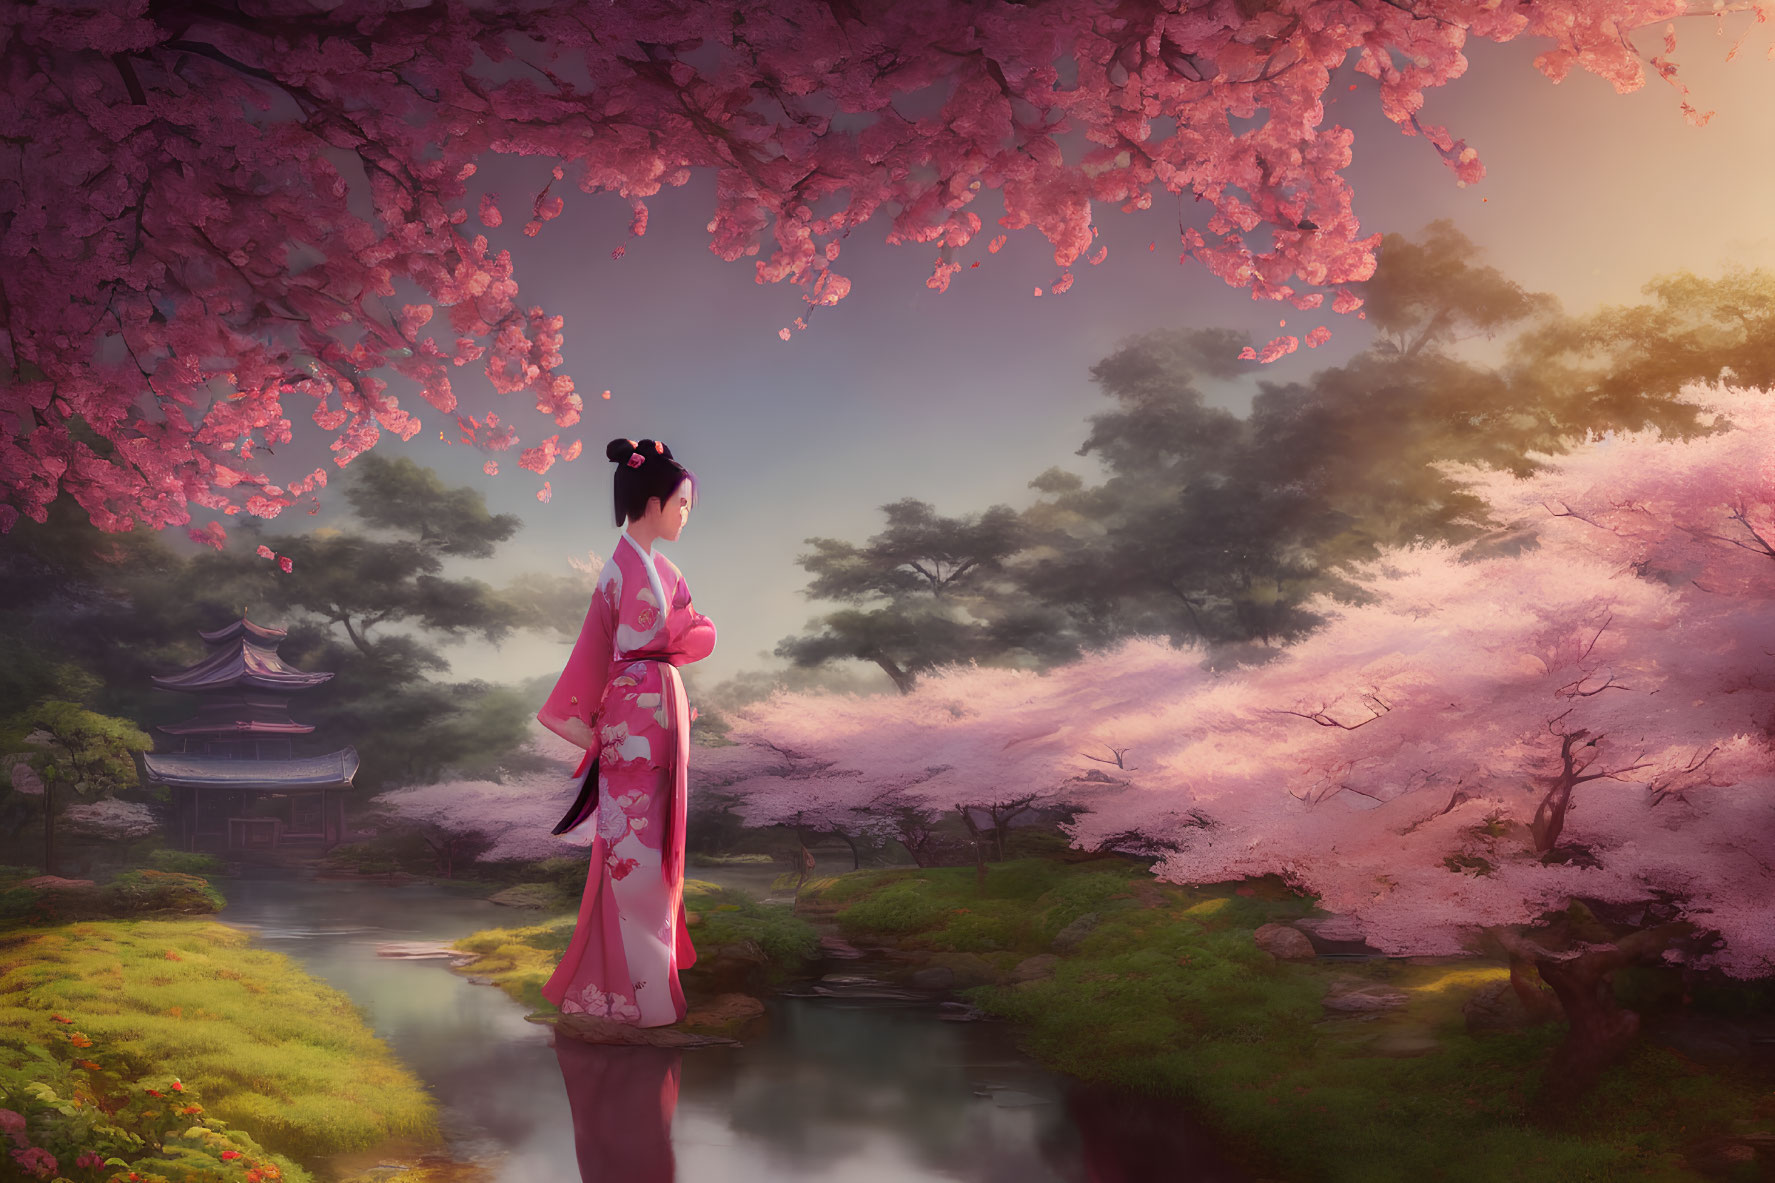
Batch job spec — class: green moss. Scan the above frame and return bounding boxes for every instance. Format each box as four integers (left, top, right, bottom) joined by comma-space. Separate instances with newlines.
0, 919, 439, 1167
814, 858, 1766, 1183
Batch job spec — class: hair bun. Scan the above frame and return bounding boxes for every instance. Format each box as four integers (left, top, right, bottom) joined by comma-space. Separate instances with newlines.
605, 438, 637, 463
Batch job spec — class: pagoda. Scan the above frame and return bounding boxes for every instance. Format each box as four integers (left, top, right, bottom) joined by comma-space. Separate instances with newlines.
144, 617, 359, 853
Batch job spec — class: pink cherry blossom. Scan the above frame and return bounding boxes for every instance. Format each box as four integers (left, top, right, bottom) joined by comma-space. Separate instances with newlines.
2, 0, 1752, 536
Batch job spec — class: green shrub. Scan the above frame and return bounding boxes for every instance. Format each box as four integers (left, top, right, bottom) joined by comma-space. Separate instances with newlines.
146, 849, 227, 876
103, 870, 225, 916
836, 877, 949, 938
0, 1039, 308, 1183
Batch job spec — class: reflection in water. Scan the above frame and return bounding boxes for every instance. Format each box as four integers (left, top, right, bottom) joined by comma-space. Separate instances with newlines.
554, 1043, 681, 1183
217, 872, 1249, 1183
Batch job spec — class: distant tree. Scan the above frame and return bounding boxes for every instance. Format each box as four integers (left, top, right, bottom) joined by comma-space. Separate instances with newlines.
3, 702, 152, 875
723, 664, 1121, 871
776, 498, 1032, 693
1507, 264, 1775, 438
1012, 220, 1624, 655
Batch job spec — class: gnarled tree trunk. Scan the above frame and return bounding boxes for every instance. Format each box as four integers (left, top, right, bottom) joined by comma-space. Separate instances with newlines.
1498, 921, 1693, 1097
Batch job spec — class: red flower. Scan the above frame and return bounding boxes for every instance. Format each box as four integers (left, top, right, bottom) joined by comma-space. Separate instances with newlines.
170, 1081, 183, 1091
221, 1151, 242, 1160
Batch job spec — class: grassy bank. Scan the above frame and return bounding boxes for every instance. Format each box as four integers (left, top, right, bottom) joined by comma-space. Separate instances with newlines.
0, 918, 440, 1180
801, 857, 1772, 1183
447, 878, 818, 1016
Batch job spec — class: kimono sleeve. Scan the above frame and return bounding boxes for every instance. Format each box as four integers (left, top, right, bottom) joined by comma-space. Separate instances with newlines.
538, 580, 615, 731
665, 571, 716, 665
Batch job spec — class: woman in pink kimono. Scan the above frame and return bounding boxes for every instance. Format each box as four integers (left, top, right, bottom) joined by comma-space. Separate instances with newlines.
536, 437, 716, 1027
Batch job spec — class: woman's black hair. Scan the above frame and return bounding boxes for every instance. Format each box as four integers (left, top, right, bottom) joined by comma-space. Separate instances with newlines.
606, 438, 698, 526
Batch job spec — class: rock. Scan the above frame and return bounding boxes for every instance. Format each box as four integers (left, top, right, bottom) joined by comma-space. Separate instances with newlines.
818, 934, 864, 959
545, 1012, 739, 1048
986, 1088, 1052, 1107
487, 884, 556, 908
1051, 912, 1103, 954
1293, 915, 1364, 942
911, 966, 956, 990
375, 941, 478, 966
1322, 976, 1410, 1013
938, 1001, 985, 1022
1253, 923, 1316, 961
683, 992, 765, 1029
793, 897, 841, 920
1463, 980, 1557, 1033
1010, 953, 1061, 984
680, 939, 772, 993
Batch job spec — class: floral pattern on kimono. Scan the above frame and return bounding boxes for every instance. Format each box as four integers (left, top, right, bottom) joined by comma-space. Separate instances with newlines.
537, 530, 717, 1027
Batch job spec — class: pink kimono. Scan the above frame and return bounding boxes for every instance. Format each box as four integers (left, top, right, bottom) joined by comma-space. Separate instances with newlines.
539, 531, 716, 1027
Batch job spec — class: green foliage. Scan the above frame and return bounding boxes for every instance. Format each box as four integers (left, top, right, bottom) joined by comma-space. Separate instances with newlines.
103, 870, 225, 916
146, 850, 227, 876
775, 498, 1040, 693
0, 919, 438, 1168
836, 877, 951, 938
0, 1042, 306, 1183
682, 879, 819, 971
0, 870, 223, 928
18, 701, 153, 798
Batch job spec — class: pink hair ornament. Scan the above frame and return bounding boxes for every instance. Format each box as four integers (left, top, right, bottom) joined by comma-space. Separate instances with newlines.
626, 452, 645, 468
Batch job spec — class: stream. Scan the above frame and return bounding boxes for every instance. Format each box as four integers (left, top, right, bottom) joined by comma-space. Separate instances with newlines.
215, 868, 1251, 1182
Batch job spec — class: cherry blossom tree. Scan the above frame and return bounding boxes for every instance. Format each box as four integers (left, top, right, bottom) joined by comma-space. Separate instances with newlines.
722, 664, 1130, 867
1058, 382, 1775, 1085
717, 382, 1774, 1086
6, 0, 1767, 536
59, 797, 161, 841
365, 724, 596, 871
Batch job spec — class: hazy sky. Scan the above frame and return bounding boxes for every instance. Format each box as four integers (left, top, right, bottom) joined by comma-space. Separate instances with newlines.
216, 24, 1775, 701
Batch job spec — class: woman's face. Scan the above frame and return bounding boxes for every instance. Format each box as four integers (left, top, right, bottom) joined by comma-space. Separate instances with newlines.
650, 479, 692, 541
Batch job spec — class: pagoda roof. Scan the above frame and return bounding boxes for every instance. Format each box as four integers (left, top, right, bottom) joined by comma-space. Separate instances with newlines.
157, 718, 315, 736
157, 697, 314, 736
152, 637, 333, 694
142, 747, 360, 791
198, 617, 289, 644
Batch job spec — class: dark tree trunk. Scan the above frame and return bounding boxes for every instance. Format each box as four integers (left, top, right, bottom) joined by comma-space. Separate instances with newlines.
835, 829, 860, 871
956, 804, 988, 891
868, 650, 917, 695
1498, 921, 1692, 1099
1533, 950, 1641, 1090
1508, 955, 1560, 1023
43, 776, 55, 877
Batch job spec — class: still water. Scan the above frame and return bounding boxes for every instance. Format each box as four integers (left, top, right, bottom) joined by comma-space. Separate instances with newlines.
216, 871, 1249, 1182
